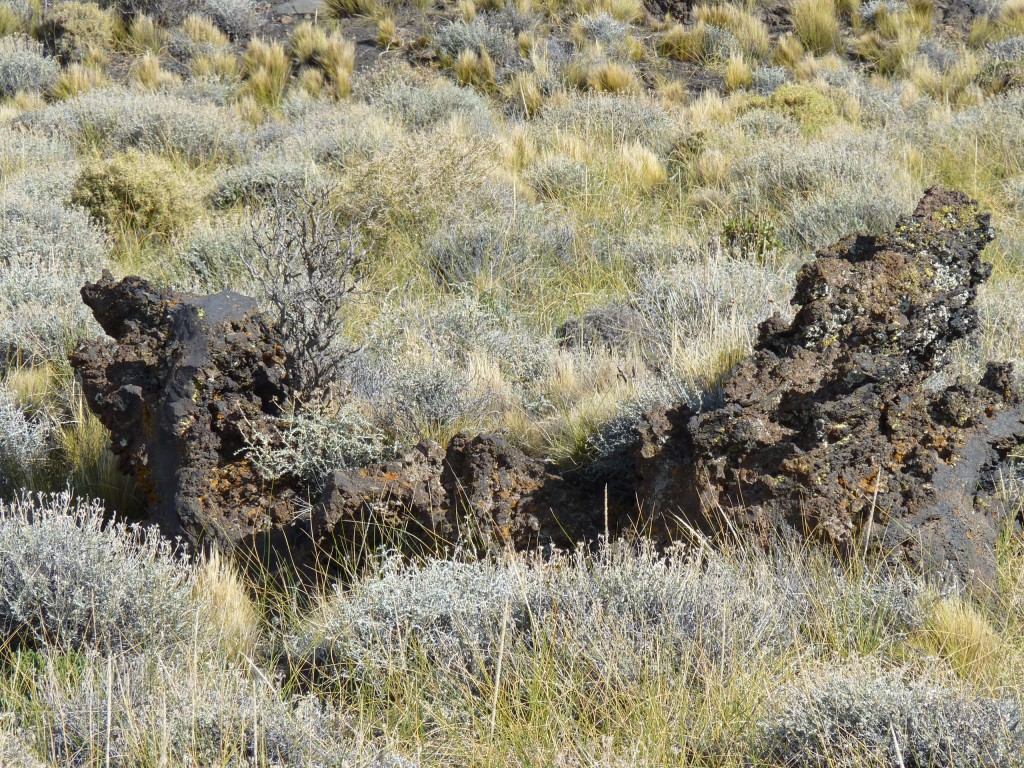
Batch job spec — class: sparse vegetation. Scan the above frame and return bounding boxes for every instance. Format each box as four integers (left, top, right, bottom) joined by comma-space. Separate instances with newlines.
3, 0, 1024, 763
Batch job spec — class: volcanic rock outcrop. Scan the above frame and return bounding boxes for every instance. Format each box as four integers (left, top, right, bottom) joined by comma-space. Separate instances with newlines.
70, 274, 296, 550
70, 275, 604, 569
634, 187, 1024, 588
71, 187, 1024, 586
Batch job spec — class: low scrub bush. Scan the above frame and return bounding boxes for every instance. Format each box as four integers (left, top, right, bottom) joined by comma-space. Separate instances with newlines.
243, 402, 396, 489
289, 543, 806, 688
428, 196, 575, 284
26, 651, 409, 768
168, 218, 248, 291
433, 16, 524, 77
209, 158, 313, 208
244, 184, 366, 396
0, 37, 59, 98
38, 1, 118, 64
0, 0, 33, 36
0, 190, 109, 363
0, 493, 194, 652
756, 665, 1024, 767
628, 246, 792, 380
694, 2, 770, 60
0, 385, 51, 495
540, 92, 679, 153
71, 149, 198, 238
19, 86, 250, 163
526, 152, 589, 198
371, 78, 494, 130
198, 0, 255, 39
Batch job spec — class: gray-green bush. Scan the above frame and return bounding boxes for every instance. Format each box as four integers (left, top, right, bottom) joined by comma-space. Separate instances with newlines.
0, 493, 195, 652
0, 36, 58, 97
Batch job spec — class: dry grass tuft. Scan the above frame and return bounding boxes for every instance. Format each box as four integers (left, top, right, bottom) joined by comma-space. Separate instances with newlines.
695, 2, 770, 59
454, 46, 497, 90
915, 597, 1004, 686
792, 0, 841, 55
242, 38, 290, 108
183, 13, 229, 46
190, 50, 240, 80
48, 62, 108, 100
586, 60, 640, 93
324, 0, 379, 18
192, 548, 261, 660
620, 141, 668, 189
132, 51, 179, 90
724, 52, 752, 91
504, 70, 544, 115
658, 20, 710, 62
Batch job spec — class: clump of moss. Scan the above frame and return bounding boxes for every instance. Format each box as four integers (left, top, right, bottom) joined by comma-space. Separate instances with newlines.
71, 150, 198, 239
38, 2, 118, 64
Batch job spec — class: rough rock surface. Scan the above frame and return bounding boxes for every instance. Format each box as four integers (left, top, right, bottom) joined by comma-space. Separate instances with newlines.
70, 272, 295, 551
72, 187, 1024, 586
70, 275, 605, 569
634, 187, 1024, 588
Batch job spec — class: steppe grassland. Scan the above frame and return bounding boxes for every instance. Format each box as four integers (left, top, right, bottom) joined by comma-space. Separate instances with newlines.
1, 0, 1024, 764
2, 493, 1024, 766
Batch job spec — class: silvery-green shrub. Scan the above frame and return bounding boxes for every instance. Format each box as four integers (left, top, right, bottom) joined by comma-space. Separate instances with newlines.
0, 190, 109, 362
541, 94, 680, 153
289, 543, 807, 687
0, 386, 51, 495
18, 86, 250, 164
0, 36, 58, 97
371, 80, 494, 131
243, 403, 396, 489
199, 0, 256, 39
577, 12, 629, 44
32, 651, 414, 768
756, 666, 1024, 767
209, 158, 316, 209
432, 15, 525, 75
0, 493, 194, 652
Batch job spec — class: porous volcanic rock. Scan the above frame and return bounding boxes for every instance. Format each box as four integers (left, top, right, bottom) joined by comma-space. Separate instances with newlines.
70, 274, 606, 569
70, 272, 295, 551
634, 187, 1024, 588
71, 187, 1024, 587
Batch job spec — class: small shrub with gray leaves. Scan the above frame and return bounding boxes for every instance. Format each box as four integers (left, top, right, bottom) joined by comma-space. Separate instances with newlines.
32, 651, 412, 768
541, 94, 680, 153
0, 36, 58, 97
20, 86, 250, 164
756, 666, 1024, 767
371, 80, 494, 131
243, 403, 396, 489
0, 190, 109, 362
0, 493, 194, 652
432, 15, 525, 75
0, 387, 50, 495
290, 543, 806, 687
209, 158, 315, 209
197, 0, 255, 39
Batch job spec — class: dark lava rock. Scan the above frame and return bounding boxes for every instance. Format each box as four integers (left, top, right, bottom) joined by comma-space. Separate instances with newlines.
70, 274, 606, 570
70, 272, 294, 551
635, 187, 1024, 589
71, 188, 1024, 587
